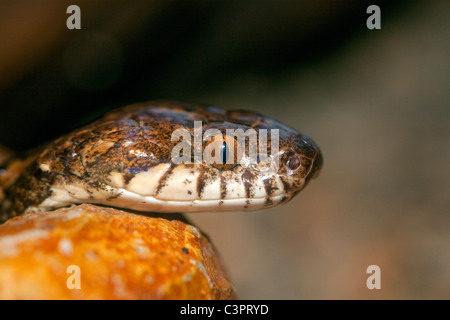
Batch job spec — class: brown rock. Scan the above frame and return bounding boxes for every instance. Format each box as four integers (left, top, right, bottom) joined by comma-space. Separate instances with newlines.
0, 204, 236, 299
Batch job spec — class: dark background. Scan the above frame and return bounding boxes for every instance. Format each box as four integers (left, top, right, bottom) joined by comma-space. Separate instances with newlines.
0, 0, 409, 151
0, 0, 448, 299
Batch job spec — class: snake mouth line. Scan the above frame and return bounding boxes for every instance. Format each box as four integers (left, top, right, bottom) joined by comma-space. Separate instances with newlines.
37, 185, 293, 214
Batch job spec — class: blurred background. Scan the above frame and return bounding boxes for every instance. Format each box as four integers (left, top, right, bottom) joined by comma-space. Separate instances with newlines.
0, 0, 448, 299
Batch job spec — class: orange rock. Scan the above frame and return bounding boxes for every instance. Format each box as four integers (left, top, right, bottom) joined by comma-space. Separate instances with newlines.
0, 204, 236, 299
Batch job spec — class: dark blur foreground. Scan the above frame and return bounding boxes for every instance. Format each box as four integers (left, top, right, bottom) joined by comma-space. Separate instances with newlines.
0, 0, 448, 299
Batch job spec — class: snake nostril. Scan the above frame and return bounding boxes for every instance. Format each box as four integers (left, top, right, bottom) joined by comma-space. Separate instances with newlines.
286, 154, 301, 173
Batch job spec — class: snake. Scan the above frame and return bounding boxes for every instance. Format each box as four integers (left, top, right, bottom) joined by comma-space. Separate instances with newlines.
0, 101, 322, 222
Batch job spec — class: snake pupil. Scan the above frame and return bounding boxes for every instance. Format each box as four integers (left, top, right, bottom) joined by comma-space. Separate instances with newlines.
221, 141, 229, 164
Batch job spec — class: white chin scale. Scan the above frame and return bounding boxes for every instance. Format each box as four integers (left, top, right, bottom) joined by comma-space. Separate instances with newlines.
37, 185, 292, 213
35, 163, 303, 214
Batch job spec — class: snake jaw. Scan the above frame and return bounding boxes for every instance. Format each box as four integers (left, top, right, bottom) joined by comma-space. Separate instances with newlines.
1, 101, 323, 219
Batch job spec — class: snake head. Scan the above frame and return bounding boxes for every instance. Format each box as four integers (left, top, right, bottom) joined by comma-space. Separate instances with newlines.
235, 125, 323, 207
208, 108, 324, 208
276, 133, 323, 197
1, 101, 323, 218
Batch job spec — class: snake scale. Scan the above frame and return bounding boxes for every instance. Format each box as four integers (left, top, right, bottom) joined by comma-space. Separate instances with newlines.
0, 101, 322, 222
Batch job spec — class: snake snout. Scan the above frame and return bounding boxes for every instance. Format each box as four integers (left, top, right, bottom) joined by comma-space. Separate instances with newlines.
310, 149, 323, 180
284, 134, 323, 189
301, 142, 323, 187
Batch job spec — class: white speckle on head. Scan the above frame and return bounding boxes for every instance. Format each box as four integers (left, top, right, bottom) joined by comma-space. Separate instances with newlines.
40, 163, 50, 172
58, 238, 74, 257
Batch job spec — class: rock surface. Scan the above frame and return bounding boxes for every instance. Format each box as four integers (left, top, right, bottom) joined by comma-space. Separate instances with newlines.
0, 204, 235, 299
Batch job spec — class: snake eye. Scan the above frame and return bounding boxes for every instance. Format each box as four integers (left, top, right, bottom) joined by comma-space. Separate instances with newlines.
204, 134, 241, 170
286, 154, 301, 173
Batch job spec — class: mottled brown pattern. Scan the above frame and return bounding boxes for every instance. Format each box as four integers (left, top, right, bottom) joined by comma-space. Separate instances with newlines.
0, 100, 322, 221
